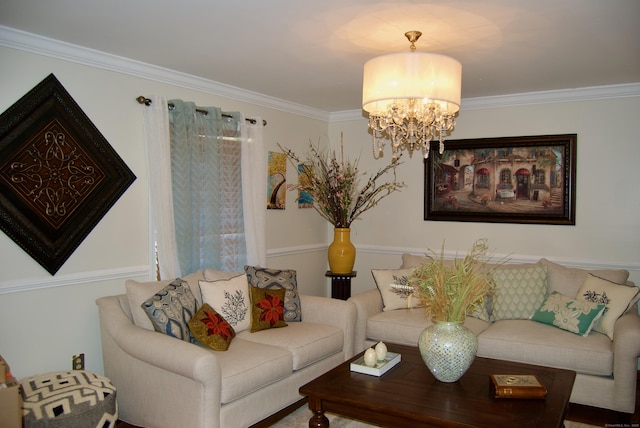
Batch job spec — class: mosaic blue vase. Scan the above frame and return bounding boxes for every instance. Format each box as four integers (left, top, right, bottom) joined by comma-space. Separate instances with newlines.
418, 320, 478, 382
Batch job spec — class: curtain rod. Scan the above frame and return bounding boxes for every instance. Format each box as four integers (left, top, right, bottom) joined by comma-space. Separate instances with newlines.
135, 96, 267, 126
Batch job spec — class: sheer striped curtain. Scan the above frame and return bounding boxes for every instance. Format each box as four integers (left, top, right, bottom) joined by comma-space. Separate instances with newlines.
142, 96, 265, 279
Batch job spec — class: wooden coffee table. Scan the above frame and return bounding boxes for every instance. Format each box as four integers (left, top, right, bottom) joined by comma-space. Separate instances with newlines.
299, 343, 575, 428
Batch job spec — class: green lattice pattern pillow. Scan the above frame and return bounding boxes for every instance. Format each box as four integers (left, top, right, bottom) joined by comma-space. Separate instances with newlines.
532, 292, 606, 336
491, 264, 548, 321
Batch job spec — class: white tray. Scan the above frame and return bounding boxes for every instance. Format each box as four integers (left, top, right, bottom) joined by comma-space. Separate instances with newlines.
350, 352, 401, 376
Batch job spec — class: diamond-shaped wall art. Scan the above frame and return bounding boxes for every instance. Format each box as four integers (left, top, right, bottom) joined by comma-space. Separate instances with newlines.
0, 74, 136, 275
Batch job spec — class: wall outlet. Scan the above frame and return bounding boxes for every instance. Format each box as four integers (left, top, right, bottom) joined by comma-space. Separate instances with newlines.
72, 353, 85, 370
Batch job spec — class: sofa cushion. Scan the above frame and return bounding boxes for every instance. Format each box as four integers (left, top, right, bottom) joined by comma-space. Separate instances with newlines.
189, 303, 236, 351
577, 274, 640, 340
371, 268, 419, 311
204, 269, 245, 281
491, 264, 548, 321
478, 319, 613, 376
400, 253, 431, 269
249, 286, 288, 332
244, 266, 302, 322
367, 308, 491, 347
539, 258, 629, 297
141, 278, 199, 342
531, 292, 605, 336
214, 339, 293, 403
199, 274, 251, 333
238, 321, 344, 370
126, 270, 204, 330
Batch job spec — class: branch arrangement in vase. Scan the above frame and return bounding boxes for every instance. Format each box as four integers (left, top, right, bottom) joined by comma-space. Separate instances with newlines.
279, 135, 405, 228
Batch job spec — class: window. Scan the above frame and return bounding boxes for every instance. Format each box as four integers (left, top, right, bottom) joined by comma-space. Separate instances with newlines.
477, 168, 490, 188
500, 169, 512, 187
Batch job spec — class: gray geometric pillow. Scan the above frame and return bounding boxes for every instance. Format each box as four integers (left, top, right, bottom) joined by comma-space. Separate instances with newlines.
244, 266, 302, 322
141, 278, 198, 342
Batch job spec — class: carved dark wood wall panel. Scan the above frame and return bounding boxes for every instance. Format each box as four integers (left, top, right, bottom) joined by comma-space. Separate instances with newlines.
0, 74, 136, 274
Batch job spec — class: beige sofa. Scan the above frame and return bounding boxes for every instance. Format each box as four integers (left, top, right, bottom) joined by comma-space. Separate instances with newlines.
349, 256, 640, 414
96, 269, 356, 428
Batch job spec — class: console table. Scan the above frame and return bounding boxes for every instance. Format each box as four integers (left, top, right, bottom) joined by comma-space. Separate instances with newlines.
325, 271, 356, 300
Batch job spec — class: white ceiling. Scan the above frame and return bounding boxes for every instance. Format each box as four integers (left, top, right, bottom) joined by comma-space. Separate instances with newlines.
1, 0, 639, 112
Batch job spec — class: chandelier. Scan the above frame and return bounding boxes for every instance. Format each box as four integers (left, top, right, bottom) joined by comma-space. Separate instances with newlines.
362, 31, 462, 161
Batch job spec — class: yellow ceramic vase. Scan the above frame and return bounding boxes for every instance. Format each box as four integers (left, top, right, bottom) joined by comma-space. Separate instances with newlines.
328, 228, 356, 274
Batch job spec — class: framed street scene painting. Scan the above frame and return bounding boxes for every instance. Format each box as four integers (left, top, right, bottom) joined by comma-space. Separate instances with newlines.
424, 134, 576, 225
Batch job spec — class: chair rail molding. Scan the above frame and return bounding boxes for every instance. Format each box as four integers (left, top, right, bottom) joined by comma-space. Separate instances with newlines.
0, 265, 149, 294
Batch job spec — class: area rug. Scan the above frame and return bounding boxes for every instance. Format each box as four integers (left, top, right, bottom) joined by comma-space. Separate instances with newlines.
270, 404, 599, 427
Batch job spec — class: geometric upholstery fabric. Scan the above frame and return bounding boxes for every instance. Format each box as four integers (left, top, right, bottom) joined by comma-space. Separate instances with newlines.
491, 264, 548, 321
20, 370, 117, 428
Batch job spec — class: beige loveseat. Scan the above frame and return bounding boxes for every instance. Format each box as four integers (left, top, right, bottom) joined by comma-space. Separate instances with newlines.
349, 256, 640, 414
96, 269, 356, 428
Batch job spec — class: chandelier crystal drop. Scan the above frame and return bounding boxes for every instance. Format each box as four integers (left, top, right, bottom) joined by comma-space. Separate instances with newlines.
362, 31, 462, 161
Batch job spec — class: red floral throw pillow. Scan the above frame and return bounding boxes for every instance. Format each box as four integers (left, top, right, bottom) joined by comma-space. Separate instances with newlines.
188, 303, 236, 351
249, 286, 288, 333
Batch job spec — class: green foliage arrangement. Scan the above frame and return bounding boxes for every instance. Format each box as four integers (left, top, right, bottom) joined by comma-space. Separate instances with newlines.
409, 238, 498, 323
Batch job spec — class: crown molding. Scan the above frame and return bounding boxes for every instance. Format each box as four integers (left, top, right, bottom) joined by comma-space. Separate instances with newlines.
330, 82, 640, 122
461, 83, 640, 110
2, 25, 638, 125
0, 25, 330, 121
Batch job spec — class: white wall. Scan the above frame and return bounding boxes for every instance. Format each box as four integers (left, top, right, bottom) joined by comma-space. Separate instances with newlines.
0, 45, 329, 379
1, 37, 639, 380
328, 96, 640, 296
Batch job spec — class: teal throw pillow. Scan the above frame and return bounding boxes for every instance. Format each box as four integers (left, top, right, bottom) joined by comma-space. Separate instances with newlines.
531, 292, 606, 336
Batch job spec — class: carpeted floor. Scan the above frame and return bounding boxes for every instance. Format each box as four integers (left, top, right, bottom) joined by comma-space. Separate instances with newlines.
270, 404, 599, 428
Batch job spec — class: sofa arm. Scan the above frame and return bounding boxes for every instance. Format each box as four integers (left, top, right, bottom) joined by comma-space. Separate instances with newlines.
299, 295, 357, 359
97, 296, 220, 379
96, 295, 222, 427
612, 309, 640, 412
348, 289, 384, 353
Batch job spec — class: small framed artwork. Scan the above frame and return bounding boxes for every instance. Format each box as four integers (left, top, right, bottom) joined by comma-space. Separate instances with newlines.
424, 134, 576, 225
0, 74, 136, 274
267, 151, 286, 209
